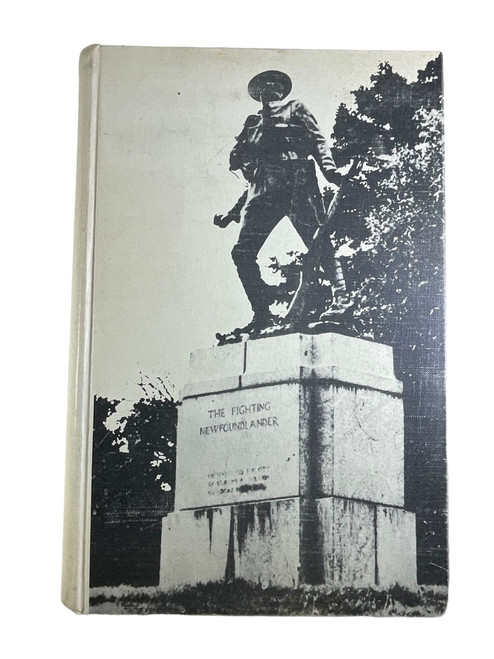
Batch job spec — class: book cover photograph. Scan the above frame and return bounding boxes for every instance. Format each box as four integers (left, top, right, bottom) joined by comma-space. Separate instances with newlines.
62, 45, 447, 615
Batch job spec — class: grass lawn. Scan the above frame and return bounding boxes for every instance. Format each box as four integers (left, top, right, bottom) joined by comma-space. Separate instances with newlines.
89, 581, 447, 616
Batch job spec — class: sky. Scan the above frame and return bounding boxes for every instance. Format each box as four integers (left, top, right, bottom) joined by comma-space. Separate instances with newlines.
90, 46, 439, 401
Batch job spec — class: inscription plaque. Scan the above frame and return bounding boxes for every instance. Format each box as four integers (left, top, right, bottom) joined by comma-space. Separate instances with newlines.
174, 383, 301, 509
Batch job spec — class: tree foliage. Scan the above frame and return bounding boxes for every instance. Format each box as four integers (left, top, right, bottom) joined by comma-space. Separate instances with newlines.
335, 56, 446, 585
345, 105, 444, 347
90, 377, 178, 586
91, 376, 178, 525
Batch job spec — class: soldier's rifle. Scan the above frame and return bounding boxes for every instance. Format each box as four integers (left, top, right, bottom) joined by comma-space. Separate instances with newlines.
285, 158, 363, 321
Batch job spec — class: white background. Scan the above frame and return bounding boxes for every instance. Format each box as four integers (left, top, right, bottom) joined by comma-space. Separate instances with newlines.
1, 1, 491, 657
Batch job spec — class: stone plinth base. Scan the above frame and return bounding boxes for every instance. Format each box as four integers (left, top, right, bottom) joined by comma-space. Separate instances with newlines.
160, 496, 416, 590
161, 333, 417, 590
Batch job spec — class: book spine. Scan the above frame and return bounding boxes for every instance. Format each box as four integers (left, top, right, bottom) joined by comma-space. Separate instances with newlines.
61, 44, 101, 614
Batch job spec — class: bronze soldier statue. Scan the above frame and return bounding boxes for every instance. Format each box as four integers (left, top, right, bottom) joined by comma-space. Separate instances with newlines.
215, 70, 350, 330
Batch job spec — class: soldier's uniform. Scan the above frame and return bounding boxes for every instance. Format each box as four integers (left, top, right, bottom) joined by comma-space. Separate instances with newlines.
227, 72, 347, 324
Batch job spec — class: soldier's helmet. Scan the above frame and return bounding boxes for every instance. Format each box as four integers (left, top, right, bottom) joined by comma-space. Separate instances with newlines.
248, 70, 292, 102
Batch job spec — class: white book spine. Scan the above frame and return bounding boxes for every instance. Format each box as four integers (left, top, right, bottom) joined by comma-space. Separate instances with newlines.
61, 44, 100, 614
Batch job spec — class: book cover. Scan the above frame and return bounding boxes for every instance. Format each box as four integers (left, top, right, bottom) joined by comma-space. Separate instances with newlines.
62, 45, 447, 615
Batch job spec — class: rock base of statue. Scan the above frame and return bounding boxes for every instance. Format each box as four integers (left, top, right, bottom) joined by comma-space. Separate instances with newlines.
215, 315, 358, 346
160, 331, 416, 589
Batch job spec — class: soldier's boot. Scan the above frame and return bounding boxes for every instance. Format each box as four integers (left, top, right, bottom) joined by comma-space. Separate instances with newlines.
245, 305, 274, 331
319, 257, 353, 320
320, 292, 353, 320
241, 288, 277, 331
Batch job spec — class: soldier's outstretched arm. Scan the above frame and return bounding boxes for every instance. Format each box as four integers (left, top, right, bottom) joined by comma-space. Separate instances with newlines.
214, 190, 248, 228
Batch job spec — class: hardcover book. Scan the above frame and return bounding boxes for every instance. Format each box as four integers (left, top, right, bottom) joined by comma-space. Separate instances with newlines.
62, 45, 447, 615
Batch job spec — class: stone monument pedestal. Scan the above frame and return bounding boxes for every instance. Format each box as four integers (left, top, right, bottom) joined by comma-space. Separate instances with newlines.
160, 333, 416, 589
